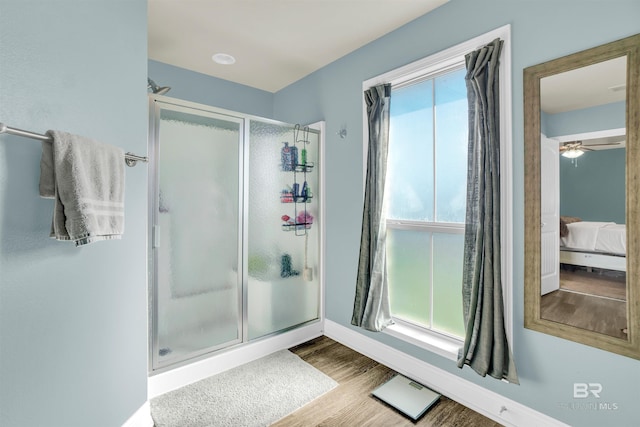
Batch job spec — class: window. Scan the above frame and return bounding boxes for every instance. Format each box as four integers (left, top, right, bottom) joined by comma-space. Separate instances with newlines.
363, 26, 512, 359
386, 66, 467, 340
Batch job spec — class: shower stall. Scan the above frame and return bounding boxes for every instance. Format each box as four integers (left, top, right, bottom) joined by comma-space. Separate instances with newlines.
148, 96, 322, 373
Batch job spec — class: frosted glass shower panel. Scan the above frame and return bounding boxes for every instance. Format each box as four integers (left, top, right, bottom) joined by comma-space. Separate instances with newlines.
153, 105, 243, 369
248, 121, 320, 339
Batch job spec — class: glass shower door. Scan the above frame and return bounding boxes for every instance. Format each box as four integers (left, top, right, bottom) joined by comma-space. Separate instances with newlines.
150, 101, 244, 370
247, 121, 321, 339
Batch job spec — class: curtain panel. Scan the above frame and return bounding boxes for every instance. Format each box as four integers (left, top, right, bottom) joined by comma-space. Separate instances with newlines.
351, 83, 394, 332
457, 38, 519, 384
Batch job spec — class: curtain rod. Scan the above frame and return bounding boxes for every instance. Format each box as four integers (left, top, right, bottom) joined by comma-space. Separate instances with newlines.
0, 122, 148, 167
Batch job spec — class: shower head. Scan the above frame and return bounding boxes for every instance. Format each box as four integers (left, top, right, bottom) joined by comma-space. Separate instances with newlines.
148, 78, 171, 95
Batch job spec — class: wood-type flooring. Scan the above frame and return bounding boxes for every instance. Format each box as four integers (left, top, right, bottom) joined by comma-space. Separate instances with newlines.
541, 268, 627, 339
559, 269, 626, 300
273, 336, 502, 427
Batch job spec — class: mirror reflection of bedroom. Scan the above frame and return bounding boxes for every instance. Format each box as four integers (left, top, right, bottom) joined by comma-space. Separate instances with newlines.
538, 56, 627, 339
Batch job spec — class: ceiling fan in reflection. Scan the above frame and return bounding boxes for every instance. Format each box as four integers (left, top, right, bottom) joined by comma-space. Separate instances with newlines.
559, 140, 621, 158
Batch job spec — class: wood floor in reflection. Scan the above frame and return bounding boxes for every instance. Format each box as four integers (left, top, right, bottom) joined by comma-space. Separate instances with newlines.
559, 269, 626, 300
541, 269, 627, 339
273, 336, 502, 427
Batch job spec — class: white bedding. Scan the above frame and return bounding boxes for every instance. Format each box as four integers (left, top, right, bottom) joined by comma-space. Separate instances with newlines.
561, 221, 626, 255
594, 223, 626, 255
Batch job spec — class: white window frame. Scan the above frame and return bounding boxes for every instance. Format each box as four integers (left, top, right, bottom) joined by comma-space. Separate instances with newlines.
362, 25, 512, 361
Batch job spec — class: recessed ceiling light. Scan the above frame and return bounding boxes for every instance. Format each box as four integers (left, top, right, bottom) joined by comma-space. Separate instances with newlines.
212, 53, 236, 65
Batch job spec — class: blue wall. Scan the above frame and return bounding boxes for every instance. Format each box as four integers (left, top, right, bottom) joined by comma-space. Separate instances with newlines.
272, 0, 640, 426
560, 148, 625, 224
2, 0, 639, 426
148, 60, 274, 118
544, 101, 625, 137
0, 1, 148, 426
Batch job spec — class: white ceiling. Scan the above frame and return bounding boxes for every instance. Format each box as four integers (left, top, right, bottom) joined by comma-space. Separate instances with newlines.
541, 55, 627, 149
540, 56, 627, 114
148, 0, 449, 93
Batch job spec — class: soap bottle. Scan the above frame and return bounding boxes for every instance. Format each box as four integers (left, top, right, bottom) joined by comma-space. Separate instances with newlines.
290, 144, 299, 169
281, 254, 292, 277
281, 142, 292, 171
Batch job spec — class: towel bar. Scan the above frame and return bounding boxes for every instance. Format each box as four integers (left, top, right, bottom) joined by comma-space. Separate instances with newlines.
0, 122, 148, 167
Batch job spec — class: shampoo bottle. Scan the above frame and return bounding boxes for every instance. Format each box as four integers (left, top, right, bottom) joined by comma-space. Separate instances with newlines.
281, 142, 292, 171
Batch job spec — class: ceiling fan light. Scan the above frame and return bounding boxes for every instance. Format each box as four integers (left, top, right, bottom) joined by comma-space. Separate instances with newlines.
561, 149, 584, 159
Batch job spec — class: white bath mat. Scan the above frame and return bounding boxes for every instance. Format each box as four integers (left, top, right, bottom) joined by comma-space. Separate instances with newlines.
150, 349, 337, 427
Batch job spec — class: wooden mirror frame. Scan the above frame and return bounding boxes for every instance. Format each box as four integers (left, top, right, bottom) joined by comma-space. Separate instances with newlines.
524, 33, 640, 359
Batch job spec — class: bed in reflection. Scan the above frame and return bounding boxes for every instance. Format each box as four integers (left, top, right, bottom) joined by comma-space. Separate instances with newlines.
559, 217, 626, 272
548, 218, 628, 339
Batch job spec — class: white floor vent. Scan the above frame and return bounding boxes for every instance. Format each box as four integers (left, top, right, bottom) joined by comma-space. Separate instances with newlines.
371, 374, 441, 421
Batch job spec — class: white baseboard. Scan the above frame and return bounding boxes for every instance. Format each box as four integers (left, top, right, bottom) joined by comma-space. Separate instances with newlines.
148, 321, 323, 398
121, 400, 154, 427
324, 319, 568, 427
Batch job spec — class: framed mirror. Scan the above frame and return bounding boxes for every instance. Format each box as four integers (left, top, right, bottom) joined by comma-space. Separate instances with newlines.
524, 33, 640, 359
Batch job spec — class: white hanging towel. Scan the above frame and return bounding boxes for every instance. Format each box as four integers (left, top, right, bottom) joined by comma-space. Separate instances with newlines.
39, 130, 125, 246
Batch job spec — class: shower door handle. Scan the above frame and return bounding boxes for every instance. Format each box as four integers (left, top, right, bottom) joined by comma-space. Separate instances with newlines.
153, 225, 161, 248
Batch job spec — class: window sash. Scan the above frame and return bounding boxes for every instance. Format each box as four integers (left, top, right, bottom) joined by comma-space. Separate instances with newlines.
392, 316, 463, 343
386, 66, 468, 225
392, 62, 465, 90
386, 223, 466, 338
386, 220, 464, 234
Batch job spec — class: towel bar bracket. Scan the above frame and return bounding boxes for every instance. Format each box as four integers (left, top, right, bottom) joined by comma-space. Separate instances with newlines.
125, 152, 147, 167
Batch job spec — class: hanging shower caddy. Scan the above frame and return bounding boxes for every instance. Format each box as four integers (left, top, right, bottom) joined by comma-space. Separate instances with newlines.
281, 124, 313, 236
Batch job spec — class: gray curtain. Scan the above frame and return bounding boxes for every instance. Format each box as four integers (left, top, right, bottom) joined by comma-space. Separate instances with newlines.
457, 39, 519, 384
351, 83, 394, 332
